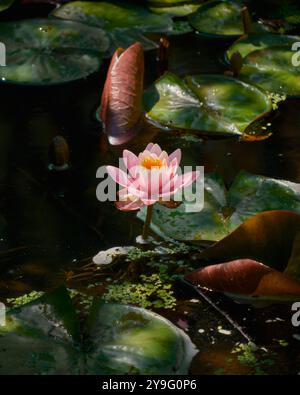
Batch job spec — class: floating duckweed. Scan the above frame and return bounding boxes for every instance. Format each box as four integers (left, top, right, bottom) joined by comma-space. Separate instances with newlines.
126, 242, 195, 262
68, 288, 93, 313
232, 342, 260, 366
268, 92, 287, 110
7, 291, 44, 309
274, 339, 289, 347
232, 342, 275, 374
103, 274, 177, 309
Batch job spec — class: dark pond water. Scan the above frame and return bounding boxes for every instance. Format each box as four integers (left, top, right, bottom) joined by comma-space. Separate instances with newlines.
0, 2, 300, 374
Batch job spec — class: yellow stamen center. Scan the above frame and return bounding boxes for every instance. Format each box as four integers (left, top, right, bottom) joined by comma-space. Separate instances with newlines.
141, 156, 165, 169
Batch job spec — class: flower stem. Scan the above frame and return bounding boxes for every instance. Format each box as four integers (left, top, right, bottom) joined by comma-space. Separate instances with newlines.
142, 205, 153, 240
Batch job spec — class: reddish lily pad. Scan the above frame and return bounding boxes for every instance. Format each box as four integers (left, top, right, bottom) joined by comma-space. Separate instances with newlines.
199, 210, 300, 269
100, 43, 144, 145
186, 258, 300, 302
185, 211, 300, 303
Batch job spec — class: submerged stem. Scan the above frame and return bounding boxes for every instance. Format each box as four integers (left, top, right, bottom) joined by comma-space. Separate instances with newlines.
142, 205, 154, 240
241, 6, 252, 35
157, 36, 169, 77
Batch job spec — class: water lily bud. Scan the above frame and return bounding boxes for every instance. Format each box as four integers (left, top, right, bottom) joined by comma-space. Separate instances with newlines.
48, 135, 70, 171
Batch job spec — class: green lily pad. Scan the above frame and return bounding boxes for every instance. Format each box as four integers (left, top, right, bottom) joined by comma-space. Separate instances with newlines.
239, 45, 300, 96
148, 0, 191, 3
143, 72, 272, 136
53, 1, 173, 32
0, 0, 15, 12
187, 0, 245, 37
0, 287, 195, 374
86, 300, 195, 374
188, 0, 270, 38
226, 33, 300, 61
52, 1, 173, 52
169, 20, 194, 35
149, 3, 201, 17
137, 171, 300, 242
0, 19, 109, 85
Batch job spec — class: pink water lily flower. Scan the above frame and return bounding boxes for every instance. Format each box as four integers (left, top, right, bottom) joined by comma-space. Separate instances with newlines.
106, 143, 200, 211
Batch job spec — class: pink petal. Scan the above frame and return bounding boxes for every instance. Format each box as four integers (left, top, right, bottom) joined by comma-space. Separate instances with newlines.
133, 168, 169, 200
168, 158, 179, 177
123, 150, 138, 171
168, 148, 181, 165
118, 187, 130, 200
145, 143, 154, 151
116, 199, 145, 211
148, 143, 162, 156
148, 169, 163, 199
131, 167, 149, 191
160, 174, 179, 199
175, 171, 200, 190
159, 150, 168, 163
138, 150, 152, 164
106, 165, 131, 188
157, 168, 175, 194
128, 183, 148, 199
117, 188, 145, 211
